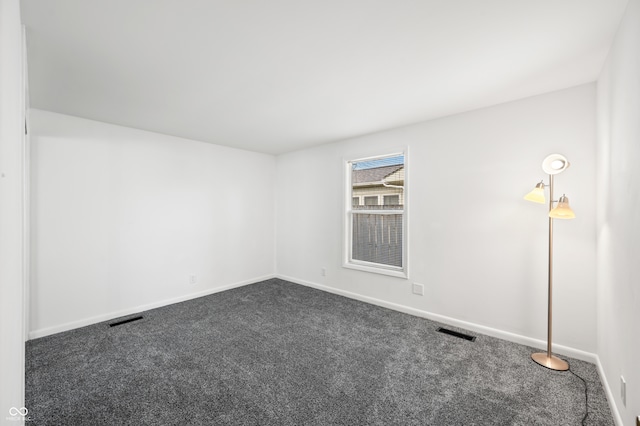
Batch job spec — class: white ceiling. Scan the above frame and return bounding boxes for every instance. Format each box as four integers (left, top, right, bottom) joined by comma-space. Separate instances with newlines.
21, 0, 628, 155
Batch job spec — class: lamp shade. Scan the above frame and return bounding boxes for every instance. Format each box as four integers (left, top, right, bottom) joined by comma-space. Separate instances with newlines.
549, 194, 576, 219
542, 154, 570, 175
524, 182, 546, 204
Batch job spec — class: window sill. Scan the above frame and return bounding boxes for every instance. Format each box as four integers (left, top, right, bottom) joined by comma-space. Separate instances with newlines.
343, 261, 408, 279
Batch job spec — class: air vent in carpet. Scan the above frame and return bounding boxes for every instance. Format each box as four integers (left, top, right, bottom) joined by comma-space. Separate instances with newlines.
109, 315, 143, 327
437, 327, 476, 341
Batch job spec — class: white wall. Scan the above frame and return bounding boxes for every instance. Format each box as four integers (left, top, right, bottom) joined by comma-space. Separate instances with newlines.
277, 84, 597, 357
30, 110, 276, 337
0, 0, 26, 419
596, 0, 640, 424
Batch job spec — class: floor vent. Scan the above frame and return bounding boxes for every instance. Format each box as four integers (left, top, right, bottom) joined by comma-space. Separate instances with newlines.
109, 315, 143, 327
437, 327, 476, 342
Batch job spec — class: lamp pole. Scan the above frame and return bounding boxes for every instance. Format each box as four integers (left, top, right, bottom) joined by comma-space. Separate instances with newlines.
531, 173, 569, 371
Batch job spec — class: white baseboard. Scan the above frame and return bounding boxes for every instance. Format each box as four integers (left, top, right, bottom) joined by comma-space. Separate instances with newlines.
28, 274, 276, 339
596, 356, 624, 426
277, 274, 598, 364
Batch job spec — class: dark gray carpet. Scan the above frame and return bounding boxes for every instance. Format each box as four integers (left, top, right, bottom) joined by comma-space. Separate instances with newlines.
26, 278, 613, 425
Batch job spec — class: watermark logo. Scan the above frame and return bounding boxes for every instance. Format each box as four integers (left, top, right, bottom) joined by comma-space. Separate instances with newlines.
9, 407, 27, 416
7, 407, 32, 422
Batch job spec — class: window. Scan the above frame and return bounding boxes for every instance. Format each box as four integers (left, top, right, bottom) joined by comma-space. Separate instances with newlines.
352, 197, 360, 207
383, 195, 400, 205
345, 152, 407, 277
364, 196, 378, 206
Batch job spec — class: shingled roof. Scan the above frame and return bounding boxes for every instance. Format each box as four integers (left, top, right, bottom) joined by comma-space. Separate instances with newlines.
352, 164, 403, 185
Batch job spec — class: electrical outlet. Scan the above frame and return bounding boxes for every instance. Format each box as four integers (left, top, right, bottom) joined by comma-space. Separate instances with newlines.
412, 283, 424, 296
189, 275, 197, 285
321, 268, 326, 277
621, 376, 626, 406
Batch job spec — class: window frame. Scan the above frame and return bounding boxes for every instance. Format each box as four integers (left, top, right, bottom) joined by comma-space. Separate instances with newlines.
343, 150, 409, 279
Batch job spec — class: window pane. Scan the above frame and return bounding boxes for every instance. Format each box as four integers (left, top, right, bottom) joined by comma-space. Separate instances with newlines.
383, 195, 400, 206
364, 196, 378, 206
352, 213, 403, 267
352, 197, 359, 207
347, 153, 405, 274
352, 155, 404, 211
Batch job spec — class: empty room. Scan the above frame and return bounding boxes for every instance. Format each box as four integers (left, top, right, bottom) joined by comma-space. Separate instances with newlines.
1, 0, 639, 425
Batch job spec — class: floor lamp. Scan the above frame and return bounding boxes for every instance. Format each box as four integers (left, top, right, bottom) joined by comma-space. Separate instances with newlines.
524, 153, 576, 371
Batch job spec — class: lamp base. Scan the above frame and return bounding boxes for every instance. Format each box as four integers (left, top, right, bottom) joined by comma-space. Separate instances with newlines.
531, 353, 569, 371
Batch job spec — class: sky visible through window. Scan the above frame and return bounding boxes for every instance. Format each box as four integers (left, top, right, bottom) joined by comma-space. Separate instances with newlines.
352, 155, 404, 170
